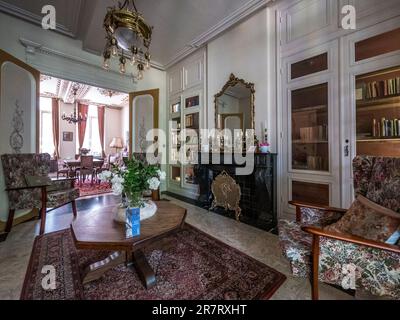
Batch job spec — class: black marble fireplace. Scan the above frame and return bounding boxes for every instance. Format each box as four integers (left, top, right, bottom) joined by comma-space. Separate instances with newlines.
194, 153, 277, 232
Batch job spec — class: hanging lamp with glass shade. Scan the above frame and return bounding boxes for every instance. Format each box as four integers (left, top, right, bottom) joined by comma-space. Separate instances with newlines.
102, 0, 153, 82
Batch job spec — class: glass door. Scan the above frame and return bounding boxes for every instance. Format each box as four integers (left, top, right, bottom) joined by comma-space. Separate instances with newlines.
282, 42, 340, 217
169, 98, 182, 185
291, 83, 329, 172
182, 93, 201, 188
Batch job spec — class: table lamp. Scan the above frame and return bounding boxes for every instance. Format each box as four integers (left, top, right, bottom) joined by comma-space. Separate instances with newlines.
109, 137, 123, 154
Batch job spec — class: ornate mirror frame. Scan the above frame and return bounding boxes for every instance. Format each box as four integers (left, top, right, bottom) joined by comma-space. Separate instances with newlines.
214, 73, 255, 130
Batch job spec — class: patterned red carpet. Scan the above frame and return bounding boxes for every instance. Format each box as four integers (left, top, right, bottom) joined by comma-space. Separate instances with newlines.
21, 225, 286, 300
78, 182, 112, 198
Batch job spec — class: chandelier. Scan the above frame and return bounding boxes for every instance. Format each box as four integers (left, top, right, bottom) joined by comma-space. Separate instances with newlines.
62, 86, 87, 124
102, 0, 153, 81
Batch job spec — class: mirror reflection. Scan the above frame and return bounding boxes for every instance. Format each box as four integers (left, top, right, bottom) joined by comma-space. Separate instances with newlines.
215, 74, 255, 133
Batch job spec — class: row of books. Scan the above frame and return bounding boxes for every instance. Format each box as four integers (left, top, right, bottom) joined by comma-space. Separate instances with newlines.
307, 156, 327, 171
299, 125, 328, 142
359, 77, 400, 100
372, 118, 400, 138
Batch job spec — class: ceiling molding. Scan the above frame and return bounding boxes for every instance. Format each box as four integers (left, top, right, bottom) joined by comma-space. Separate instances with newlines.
19, 37, 137, 81
0, 0, 82, 38
20, 38, 137, 93
164, 0, 271, 69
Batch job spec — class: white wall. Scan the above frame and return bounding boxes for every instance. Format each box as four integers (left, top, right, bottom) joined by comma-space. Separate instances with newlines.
59, 102, 77, 159
207, 9, 276, 150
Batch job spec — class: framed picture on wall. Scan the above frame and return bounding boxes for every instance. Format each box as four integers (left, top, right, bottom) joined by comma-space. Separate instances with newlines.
63, 132, 73, 142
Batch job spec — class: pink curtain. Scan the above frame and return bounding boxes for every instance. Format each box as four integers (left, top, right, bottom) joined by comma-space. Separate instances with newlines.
78, 103, 89, 151
97, 106, 106, 158
51, 98, 60, 159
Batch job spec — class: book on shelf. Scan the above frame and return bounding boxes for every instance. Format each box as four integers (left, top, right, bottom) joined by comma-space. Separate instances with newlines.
171, 103, 180, 113
362, 77, 400, 100
372, 118, 400, 138
299, 125, 328, 142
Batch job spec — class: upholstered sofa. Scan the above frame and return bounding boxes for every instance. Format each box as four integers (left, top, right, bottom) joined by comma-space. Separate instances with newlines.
279, 156, 400, 299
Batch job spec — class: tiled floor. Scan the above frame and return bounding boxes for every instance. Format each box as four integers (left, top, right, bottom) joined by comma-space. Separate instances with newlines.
0, 194, 352, 300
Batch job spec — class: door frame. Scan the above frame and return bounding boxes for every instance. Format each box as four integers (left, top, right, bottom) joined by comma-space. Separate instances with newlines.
129, 89, 159, 155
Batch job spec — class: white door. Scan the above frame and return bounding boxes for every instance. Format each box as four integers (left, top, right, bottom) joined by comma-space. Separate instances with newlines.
281, 41, 341, 219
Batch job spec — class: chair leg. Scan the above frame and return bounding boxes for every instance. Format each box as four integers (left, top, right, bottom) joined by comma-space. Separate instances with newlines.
311, 235, 320, 300
5, 209, 15, 233
71, 200, 77, 218
39, 186, 47, 236
39, 206, 47, 236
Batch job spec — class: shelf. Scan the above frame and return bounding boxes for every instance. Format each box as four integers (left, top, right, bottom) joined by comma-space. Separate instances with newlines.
357, 96, 400, 110
170, 112, 181, 119
292, 140, 328, 144
356, 66, 400, 81
292, 105, 327, 114
357, 137, 400, 142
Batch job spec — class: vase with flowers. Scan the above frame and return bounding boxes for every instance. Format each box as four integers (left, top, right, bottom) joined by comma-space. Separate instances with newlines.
259, 142, 270, 153
98, 158, 166, 228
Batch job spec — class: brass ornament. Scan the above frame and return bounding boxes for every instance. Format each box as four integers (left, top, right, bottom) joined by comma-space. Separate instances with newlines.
210, 171, 242, 221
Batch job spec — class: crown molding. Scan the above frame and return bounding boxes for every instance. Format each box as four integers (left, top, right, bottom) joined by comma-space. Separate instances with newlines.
0, 0, 82, 38
19, 38, 138, 93
164, 0, 271, 69
20, 38, 134, 80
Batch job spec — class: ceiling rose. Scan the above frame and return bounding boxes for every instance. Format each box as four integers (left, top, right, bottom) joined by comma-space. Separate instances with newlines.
102, 0, 153, 81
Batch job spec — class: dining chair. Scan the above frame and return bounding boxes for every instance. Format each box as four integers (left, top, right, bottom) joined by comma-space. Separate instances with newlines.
78, 155, 95, 185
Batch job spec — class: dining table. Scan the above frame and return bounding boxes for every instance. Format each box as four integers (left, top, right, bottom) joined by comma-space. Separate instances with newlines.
63, 158, 104, 170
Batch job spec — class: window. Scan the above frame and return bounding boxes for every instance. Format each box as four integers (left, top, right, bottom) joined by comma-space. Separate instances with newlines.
39, 97, 54, 155
82, 106, 102, 156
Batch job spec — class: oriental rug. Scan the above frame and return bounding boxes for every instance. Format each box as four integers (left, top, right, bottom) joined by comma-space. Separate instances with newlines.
21, 225, 286, 300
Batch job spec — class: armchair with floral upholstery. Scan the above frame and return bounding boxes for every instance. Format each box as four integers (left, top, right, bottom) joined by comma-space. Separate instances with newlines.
1, 153, 79, 240
279, 156, 400, 300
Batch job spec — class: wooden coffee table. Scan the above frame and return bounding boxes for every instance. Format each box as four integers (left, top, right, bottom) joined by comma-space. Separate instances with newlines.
70, 201, 187, 289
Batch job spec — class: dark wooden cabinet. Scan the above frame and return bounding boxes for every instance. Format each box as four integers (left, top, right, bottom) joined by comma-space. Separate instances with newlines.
195, 153, 277, 232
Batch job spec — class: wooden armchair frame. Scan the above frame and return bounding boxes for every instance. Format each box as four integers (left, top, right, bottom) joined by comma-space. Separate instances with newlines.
4, 178, 77, 238
289, 201, 400, 300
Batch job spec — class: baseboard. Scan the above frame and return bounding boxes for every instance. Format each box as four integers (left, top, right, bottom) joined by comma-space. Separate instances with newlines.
162, 191, 204, 208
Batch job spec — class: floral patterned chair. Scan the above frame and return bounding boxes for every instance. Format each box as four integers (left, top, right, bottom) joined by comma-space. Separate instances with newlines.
279, 156, 400, 300
1, 153, 79, 240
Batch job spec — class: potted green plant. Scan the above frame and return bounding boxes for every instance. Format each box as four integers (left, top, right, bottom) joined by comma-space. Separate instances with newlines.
98, 158, 166, 226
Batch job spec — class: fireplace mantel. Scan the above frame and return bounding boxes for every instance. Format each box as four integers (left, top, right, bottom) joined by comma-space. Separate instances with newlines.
194, 153, 277, 232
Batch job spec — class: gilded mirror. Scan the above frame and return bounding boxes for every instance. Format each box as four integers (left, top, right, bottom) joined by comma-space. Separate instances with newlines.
215, 74, 255, 132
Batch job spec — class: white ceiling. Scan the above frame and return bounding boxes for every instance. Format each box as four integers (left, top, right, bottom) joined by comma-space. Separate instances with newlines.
0, 0, 266, 68
40, 75, 129, 107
